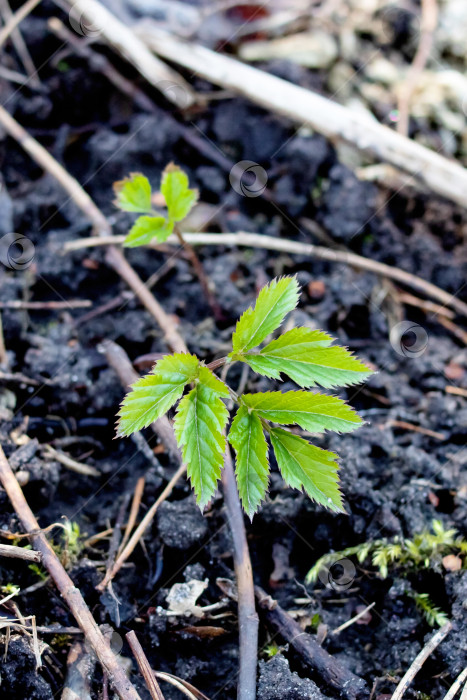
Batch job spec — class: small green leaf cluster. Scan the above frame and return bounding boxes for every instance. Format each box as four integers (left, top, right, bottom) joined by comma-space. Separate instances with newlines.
307, 519, 466, 584
117, 276, 373, 517
411, 592, 449, 628
113, 164, 198, 247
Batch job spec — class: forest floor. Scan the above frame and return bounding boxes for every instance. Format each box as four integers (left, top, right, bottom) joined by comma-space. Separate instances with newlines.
0, 1, 466, 698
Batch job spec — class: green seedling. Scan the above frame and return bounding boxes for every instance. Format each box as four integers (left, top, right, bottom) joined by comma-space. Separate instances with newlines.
113, 164, 220, 316
113, 166, 197, 247
117, 275, 373, 517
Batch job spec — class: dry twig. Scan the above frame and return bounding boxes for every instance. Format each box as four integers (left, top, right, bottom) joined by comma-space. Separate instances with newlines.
331, 602, 375, 635
0, 299, 91, 310
390, 621, 452, 700
137, 26, 467, 211
96, 462, 186, 591
443, 667, 467, 700
255, 586, 367, 699
43, 445, 101, 477
126, 631, 165, 700
0, 543, 41, 562
155, 672, 211, 700
0, 0, 41, 88
57, 0, 195, 108
0, 446, 141, 700
0, 0, 41, 48
397, 0, 438, 136
65, 231, 467, 318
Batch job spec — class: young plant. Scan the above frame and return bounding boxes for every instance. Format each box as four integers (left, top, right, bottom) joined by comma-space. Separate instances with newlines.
307, 519, 467, 583
117, 275, 373, 517
113, 164, 220, 316
307, 519, 466, 626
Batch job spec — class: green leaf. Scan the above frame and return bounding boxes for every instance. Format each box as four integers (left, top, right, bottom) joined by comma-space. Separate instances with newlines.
198, 366, 230, 397
241, 391, 362, 434
113, 173, 152, 213
269, 428, 343, 512
117, 353, 199, 436
174, 380, 228, 510
161, 163, 198, 222
228, 406, 269, 518
239, 328, 373, 388
123, 216, 174, 247
231, 276, 300, 355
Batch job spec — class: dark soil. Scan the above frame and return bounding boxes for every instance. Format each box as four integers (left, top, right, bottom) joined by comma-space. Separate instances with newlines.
0, 3, 466, 699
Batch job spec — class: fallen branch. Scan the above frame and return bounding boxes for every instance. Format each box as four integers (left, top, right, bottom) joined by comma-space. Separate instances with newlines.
255, 586, 368, 699
64, 231, 467, 318
0, 446, 141, 700
56, 0, 196, 108
0, 543, 41, 562
136, 26, 467, 211
390, 621, 453, 700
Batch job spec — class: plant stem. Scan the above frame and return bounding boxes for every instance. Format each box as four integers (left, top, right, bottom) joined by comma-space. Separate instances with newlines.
206, 356, 227, 371
222, 449, 259, 700
173, 224, 223, 320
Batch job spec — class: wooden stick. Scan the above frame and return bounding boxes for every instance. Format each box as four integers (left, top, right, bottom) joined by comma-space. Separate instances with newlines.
0, 104, 187, 352
57, 0, 195, 108
0, 0, 41, 89
126, 631, 165, 700
154, 671, 210, 700
137, 26, 467, 211
397, 0, 438, 136
0, 0, 41, 47
255, 586, 367, 699
395, 291, 455, 319
331, 602, 375, 635
222, 449, 258, 700
0, 543, 41, 562
64, 231, 467, 318
0, 299, 91, 310
442, 667, 467, 700
43, 445, 101, 477
0, 446, 141, 700
117, 477, 145, 559
437, 316, 467, 345
386, 420, 446, 441
96, 462, 186, 591
390, 621, 452, 700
